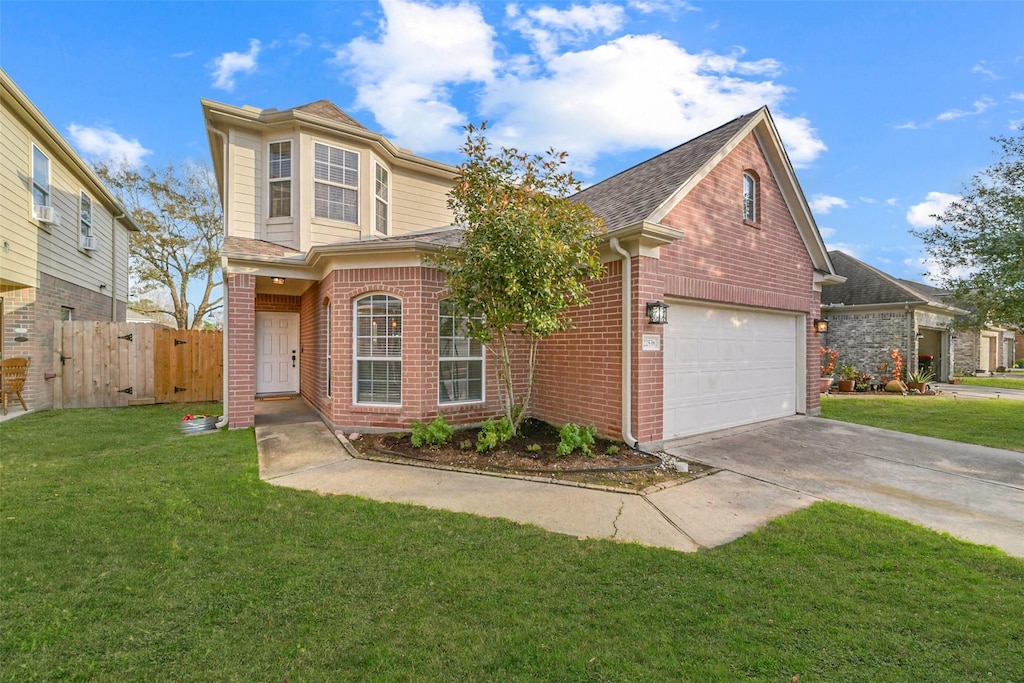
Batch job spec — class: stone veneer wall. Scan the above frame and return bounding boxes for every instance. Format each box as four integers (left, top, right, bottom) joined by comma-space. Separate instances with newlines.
1, 273, 123, 411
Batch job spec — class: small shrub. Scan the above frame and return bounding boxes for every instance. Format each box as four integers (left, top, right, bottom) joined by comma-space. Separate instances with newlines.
605, 445, 620, 456
477, 417, 514, 453
526, 443, 541, 453
557, 422, 597, 457
411, 414, 455, 448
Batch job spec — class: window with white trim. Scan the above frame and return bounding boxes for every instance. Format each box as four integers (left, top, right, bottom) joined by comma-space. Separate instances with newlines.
314, 142, 358, 223
743, 171, 758, 222
354, 294, 401, 404
269, 141, 292, 218
32, 144, 50, 207
439, 300, 484, 404
79, 192, 95, 250
374, 163, 389, 235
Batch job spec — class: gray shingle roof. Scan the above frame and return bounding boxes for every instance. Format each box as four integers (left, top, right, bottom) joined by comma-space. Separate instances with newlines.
823, 250, 946, 306
292, 100, 368, 130
571, 109, 762, 231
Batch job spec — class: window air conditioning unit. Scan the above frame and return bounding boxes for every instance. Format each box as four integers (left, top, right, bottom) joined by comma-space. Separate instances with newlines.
81, 235, 97, 251
33, 204, 58, 224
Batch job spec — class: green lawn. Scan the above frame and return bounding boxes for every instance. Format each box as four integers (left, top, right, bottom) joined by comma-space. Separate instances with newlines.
822, 396, 1024, 452
960, 376, 1024, 390
3, 405, 1023, 681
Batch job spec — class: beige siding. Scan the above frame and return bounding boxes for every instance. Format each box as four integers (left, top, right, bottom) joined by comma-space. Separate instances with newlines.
391, 167, 454, 235
0, 105, 41, 287
229, 130, 261, 239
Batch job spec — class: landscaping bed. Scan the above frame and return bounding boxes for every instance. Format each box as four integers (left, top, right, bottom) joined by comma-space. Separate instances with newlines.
356, 418, 709, 491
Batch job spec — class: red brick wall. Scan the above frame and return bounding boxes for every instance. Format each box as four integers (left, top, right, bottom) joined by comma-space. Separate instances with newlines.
534, 260, 623, 440
226, 273, 256, 428
2, 273, 122, 412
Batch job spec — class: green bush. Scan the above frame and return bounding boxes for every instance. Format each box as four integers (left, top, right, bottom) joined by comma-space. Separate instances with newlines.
476, 417, 514, 452
557, 423, 597, 457
410, 414, 455, 448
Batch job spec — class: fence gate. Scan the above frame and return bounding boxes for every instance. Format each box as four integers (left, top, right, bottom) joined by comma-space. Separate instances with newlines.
54, 322, 222, 408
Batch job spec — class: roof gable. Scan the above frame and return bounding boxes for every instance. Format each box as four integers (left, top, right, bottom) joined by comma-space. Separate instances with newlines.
824, 250, 935, 305
571, 110, 760, 232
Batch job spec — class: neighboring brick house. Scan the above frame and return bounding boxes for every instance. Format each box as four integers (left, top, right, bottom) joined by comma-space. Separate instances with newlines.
206, 99, 841, 446
820, 250, 972, 382
1, 69, 138, 415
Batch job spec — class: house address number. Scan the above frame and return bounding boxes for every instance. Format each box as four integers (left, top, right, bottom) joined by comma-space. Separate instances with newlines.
642, 334, 661, 352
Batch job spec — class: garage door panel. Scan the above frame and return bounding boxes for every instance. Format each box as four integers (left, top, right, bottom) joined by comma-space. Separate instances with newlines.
664, 302, 798, 439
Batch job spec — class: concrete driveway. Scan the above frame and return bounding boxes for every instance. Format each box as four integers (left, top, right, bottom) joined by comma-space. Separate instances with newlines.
664, 416, 1024, 557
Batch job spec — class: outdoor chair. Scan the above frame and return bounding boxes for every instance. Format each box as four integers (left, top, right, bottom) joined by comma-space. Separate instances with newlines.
1, 357, 29, 415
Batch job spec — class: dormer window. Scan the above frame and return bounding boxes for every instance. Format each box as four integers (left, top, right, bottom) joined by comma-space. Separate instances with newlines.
269, 141, 291, 218
314, 142, 358, 223
743, 171, 758, 223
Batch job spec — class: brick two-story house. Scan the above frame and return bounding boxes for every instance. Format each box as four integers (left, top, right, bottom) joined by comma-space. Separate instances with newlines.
1, 69, 138, 415
205, 98, 841, 447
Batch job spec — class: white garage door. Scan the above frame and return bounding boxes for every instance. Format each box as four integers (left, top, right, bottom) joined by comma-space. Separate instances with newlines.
663, 302, 800, 439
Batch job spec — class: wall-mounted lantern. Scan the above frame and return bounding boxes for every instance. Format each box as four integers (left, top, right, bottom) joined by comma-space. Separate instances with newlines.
813, 318, 829, 334
271, 277, 286, 285
646, 301, 669, 325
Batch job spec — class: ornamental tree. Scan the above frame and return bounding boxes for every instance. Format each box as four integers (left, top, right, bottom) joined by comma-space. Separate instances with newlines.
433, 123, 605, 435
912, 130, 1024, 331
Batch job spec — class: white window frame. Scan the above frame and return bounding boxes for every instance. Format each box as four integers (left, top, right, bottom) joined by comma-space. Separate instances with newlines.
268, 140, 292, 219
32, 144, 50, 209
374, 162, 390, 236
313, 141, 359, 223
438, 300, 485, 405
743, 171, 758, 223
79, 191, 96, 251
353, 294, 402, 405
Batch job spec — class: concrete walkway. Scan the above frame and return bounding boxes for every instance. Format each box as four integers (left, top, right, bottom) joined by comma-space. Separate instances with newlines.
253, 398, 1023, 557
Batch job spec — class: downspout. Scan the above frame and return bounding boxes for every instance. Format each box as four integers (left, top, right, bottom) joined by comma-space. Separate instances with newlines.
111, 214, 123, 321
207, 122, 230, 430
609, 238, 638, 449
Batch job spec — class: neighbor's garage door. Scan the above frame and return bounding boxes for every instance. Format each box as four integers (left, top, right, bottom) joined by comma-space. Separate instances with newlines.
663, 302, 799, 439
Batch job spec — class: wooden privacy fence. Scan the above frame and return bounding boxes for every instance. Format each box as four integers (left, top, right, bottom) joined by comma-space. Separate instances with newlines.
53, 322, 222, 409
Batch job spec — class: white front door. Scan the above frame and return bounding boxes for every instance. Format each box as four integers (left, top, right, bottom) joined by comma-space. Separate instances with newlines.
256, 312, 299, 394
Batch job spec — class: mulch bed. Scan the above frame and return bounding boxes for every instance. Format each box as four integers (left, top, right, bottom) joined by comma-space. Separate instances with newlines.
352, 418, 712, 492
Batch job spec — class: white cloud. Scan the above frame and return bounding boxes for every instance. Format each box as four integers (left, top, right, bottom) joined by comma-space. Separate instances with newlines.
972, 62, 1000, 79
937, 97, 995, 122
508, 3, 625, 59
333, 0, 825, 169
809, 194, 848, 215
481, 34, 825, 169
210, 38, 261, 91
67, 124, 152, 167
338, 0, 497, 151
906, 191, 959, 228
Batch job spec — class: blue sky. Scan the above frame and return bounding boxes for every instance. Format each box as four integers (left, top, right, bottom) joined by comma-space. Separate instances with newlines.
3, 0, 1022, 285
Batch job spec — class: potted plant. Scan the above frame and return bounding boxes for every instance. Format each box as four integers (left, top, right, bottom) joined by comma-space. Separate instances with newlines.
906, 367, 935, 393
838, 364, 858, 392
820, 346, 838, 393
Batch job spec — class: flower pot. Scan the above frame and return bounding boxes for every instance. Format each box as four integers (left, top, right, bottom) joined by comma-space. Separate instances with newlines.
837, 379, 856, 392
820, 377, 834, 393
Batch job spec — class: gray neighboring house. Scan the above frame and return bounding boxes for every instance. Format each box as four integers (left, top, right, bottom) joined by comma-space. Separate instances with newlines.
820, 251, 968, 382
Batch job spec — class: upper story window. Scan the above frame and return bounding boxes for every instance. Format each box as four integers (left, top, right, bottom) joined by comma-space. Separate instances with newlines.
79, 192, 95, 250
269, 141, 292, 218
354, 294, 402, 404
743, 171, 758, 223
32, 144, 50, 207
374, 163, 390, 236
438, 300, 484, 404
314, 142, 358, 223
